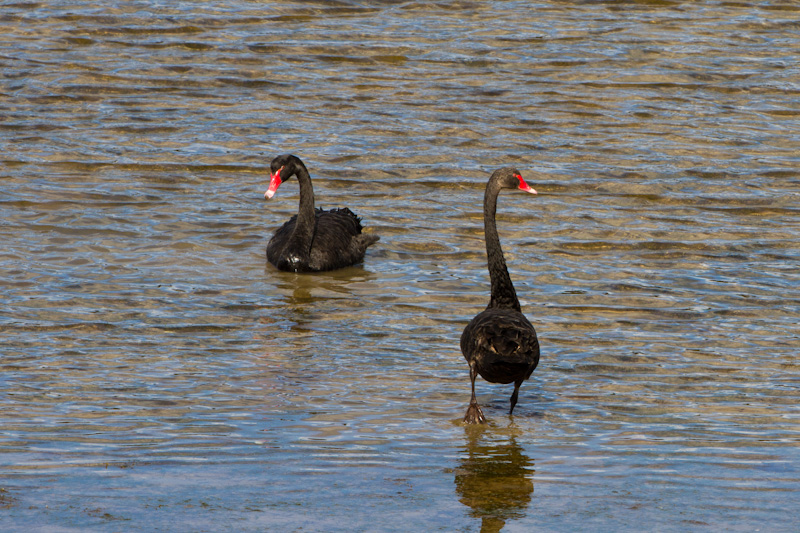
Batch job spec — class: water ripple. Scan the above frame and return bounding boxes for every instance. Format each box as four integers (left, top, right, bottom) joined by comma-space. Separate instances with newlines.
2, 1, 799, 531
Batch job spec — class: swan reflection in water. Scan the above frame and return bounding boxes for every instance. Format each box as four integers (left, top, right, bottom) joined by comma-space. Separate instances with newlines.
268, 265, 377, 316
454, 427, 535, 533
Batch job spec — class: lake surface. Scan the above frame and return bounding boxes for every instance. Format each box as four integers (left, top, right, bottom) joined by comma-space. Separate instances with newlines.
2, 1, 799, 531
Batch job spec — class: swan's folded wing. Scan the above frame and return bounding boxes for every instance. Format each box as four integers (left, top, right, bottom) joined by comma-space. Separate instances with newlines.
461, 308, 540, 381
317, 207, 363, 233
479, 315, 539, 365
304, 208, 379, 271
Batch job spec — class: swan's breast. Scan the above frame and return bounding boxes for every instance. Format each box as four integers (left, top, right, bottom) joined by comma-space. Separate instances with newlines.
279, 254, 306, 272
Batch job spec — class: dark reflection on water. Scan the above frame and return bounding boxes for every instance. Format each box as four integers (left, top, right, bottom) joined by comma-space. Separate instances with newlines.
455, 427, 534, 533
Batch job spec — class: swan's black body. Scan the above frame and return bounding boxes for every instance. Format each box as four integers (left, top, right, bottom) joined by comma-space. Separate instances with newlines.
264, 155, 379, 272
461, 168, 540, 424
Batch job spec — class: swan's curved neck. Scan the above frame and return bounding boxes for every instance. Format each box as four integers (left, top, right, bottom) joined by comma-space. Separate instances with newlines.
291, 162, 316, 252
484, 183, 521, 311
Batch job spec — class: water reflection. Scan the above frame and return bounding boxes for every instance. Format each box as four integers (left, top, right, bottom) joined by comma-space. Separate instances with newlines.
265, 265, 377, 330
269, 265, 376, 305
454, 426, 535, 533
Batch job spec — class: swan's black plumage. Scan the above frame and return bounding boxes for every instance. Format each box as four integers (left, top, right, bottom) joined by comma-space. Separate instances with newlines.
264, 154, 379, 272
461, 167, 540, 424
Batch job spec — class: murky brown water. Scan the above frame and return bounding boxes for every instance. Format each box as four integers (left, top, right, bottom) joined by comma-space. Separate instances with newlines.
2, 1, 799, 531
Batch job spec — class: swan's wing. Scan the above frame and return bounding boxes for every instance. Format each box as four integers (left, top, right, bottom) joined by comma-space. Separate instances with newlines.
461, 309, 540, 383
306, 209, 379, 270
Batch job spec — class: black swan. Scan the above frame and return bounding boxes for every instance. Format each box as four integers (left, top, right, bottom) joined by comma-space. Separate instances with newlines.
263, 154, 379, 272
461, 167, 541, 424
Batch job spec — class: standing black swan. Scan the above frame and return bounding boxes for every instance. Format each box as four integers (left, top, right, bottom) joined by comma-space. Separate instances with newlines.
263, 154, 379, 272
461, 168, 541, 424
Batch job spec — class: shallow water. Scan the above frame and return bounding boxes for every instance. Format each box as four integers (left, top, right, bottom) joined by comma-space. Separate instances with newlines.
2, 1, 800, 531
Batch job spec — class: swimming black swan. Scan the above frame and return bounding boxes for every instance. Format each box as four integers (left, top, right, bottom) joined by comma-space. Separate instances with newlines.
263, 154, 379, 272
461, 167, 541, 424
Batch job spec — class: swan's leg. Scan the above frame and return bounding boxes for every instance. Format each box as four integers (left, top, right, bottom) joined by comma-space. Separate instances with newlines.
464, 363, 486, 424
509, 379, 523, 415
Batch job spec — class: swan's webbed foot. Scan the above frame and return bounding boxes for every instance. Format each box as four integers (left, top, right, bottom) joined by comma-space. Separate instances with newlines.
464, 400, 487, 424
465, 363, 486, 424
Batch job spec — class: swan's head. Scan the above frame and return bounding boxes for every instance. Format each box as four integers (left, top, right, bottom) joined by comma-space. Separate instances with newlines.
492, 167, 537, 194
265, 154, 303, 199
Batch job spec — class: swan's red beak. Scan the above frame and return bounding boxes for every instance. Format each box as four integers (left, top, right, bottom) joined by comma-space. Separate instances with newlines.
265, 167, 283, 199
516, 174, 537, 194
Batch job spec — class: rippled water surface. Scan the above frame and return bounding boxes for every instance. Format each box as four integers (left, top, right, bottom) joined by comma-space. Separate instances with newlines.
2, 1, 800, 531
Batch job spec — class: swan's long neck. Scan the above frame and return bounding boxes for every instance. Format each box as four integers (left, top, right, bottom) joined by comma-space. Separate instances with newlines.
291, 162, 316, 253
484, 182, 521, 311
